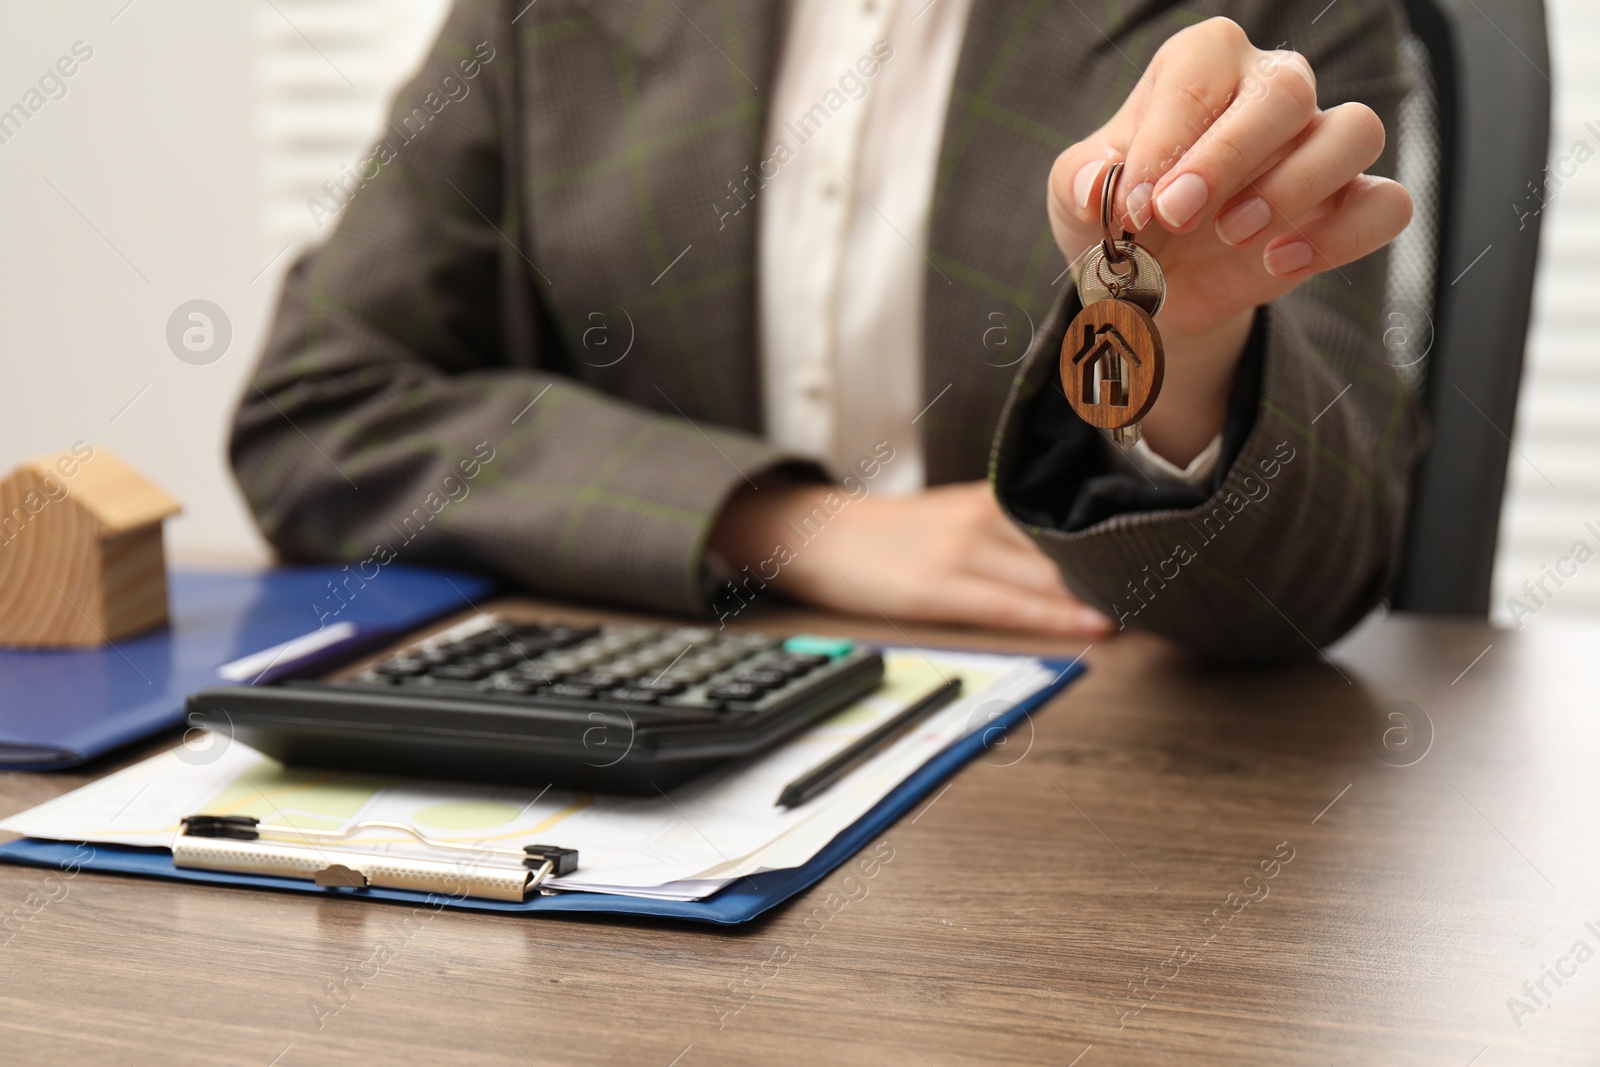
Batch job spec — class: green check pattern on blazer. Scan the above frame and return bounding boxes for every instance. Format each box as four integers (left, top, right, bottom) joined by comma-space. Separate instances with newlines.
233, 0, 1423, 663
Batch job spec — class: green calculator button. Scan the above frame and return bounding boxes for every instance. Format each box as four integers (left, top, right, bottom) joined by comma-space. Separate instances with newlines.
782, 635, 855, 658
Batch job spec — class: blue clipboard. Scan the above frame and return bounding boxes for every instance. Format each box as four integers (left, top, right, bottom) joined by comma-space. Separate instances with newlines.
0, 565, 498, 770
0, 657, 1084, 925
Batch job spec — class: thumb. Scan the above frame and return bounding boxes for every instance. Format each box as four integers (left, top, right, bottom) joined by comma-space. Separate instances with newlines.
1047, 142, 1127, 270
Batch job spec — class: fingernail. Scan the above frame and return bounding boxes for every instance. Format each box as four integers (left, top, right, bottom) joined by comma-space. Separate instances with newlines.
1078, 607, 1114, 633
1126, 182, 1155, 231
1215, 197, 1272, 246
1264, 240, 1314, 276
1073, 159, 1105, 211
1155, 172, 1209, 229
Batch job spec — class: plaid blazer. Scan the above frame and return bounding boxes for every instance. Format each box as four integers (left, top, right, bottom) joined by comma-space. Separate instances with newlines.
233, 0, 1423, 663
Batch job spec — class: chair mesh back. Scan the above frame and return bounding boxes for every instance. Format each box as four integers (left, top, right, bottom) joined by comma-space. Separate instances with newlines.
1385, 33, 1443, 392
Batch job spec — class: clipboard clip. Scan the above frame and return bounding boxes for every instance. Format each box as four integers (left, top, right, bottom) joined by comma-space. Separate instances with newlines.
174, 815, 578, 904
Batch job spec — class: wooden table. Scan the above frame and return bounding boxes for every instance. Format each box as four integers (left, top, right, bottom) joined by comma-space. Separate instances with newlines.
3, 603, 1598, 1066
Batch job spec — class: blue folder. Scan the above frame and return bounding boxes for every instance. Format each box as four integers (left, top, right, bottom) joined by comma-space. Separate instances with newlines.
0, 565, 498, 770
0, 657, 1084, 925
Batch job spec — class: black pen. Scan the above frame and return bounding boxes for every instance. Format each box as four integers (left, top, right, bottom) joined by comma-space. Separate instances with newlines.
776, 676, 964, 808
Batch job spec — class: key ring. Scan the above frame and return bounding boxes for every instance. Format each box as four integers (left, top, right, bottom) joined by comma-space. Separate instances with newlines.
1099, 161, 1133, 275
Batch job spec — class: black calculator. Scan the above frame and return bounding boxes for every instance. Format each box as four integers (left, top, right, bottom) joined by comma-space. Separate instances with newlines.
186, 616, 884, 793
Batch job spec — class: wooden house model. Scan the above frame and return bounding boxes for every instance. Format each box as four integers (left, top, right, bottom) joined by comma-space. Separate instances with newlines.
0, 447, 181, 647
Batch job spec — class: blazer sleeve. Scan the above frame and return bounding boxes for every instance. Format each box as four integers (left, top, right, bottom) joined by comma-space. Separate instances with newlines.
991, 0, 1427, 664
230, 0, 817, 616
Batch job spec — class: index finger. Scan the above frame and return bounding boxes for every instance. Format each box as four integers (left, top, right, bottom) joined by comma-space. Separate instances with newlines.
1117, 18, 1252, 230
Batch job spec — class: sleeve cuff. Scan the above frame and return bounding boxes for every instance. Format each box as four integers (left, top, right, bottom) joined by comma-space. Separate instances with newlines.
1123, 432, 1223, 487
995, 291, 1267, 534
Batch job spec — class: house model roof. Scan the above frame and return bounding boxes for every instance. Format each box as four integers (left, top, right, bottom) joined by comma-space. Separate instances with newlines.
17, 448, 181, 534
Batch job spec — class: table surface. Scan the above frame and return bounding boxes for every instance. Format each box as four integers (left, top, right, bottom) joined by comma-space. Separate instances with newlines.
2, 600, 1598, 1067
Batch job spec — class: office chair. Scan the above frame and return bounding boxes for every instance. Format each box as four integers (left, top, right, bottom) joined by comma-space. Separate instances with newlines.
1389, 0, 1552, 614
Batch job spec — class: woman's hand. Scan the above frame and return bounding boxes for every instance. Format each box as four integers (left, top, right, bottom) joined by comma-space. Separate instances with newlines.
709, 481, 1112, 638
1047, 17, 1412, 464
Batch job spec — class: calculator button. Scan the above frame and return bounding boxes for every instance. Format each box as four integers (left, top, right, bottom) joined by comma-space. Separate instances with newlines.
775, 653, 828, 674
733, 668, 788, 689
566, 672, 625, 689
506, 638, 557, 656
489, 676, 539, 695
520, 627, 597, 652
374, 659, 426, 677
732, 633, 781, 651
594, 631, 641, 651
706, 682, 764, 703
782, 636, 856, 658
612, 624, 661, 638
513, 661, 563, 680
467, 652, 519, 671
428, 663, 492, 682
541, 683, 599, 700
606, 687, 661, 705
629, 679, 685, 696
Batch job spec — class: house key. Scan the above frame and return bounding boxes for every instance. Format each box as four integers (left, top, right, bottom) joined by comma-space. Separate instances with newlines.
1061, 162, 1166, 451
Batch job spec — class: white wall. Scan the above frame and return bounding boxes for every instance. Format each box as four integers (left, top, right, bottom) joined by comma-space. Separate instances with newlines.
0, 0, 447, 564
